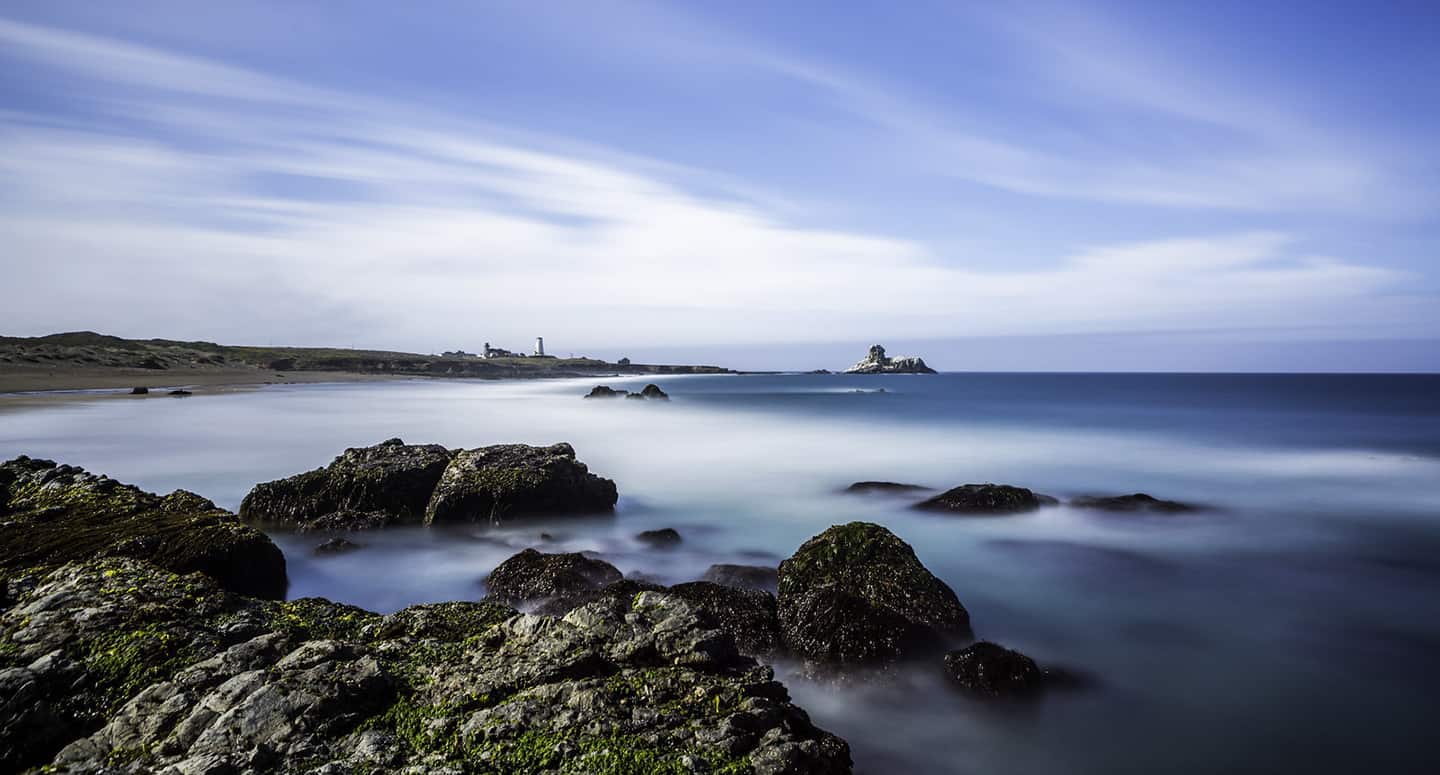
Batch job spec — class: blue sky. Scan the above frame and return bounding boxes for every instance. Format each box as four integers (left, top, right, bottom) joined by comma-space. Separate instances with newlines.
1, 0, 1437, 370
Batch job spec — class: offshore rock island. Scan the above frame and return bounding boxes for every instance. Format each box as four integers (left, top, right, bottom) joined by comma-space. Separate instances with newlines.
842, 344, 937, 374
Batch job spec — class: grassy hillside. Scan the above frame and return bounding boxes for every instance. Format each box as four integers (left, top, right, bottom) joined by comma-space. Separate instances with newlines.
0, 332, 730, 382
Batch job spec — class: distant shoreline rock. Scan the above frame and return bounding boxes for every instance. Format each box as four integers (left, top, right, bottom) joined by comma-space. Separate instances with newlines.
843, 344, 936, 374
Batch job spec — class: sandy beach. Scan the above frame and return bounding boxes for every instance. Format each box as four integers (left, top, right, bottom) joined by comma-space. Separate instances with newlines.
0, 365, 404, 401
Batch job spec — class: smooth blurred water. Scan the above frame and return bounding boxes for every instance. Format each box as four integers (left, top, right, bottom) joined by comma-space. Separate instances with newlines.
3, 373, 1438, 774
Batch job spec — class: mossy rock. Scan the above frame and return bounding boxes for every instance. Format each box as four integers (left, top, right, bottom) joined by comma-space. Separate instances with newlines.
0, 456, 285, 599
425, 443, 617, 525
484, 548, 623, 606
2, 559, 851, 774
777, 522, 970, 668
239, 437, 453, 528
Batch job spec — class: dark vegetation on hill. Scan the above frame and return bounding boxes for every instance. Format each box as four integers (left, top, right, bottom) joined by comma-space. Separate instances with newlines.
0, 331, 730, 380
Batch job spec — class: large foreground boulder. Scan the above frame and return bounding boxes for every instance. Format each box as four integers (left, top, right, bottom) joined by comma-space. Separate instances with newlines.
777, 522, 970, 669
240, 439, 618, 529
0, 456, 285, 599
239, 438, 452, 528
914, 483, 1053, 514
0, 559, 852, 774
425, 443, 618, 524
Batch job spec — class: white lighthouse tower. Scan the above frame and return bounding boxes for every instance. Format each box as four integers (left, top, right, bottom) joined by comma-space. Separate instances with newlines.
534, 337, 545, 357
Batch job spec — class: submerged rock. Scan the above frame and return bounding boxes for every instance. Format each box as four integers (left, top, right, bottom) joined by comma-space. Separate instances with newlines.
704, 563, 780, 592
914, 483, 1053, 514
313, 537, 362, 555
0, 456, 285, 599
425, 442, 617, 524
943, 641, 1046, 698
0, 559, 851, 774
777, 522, 970, 668
240, 437, 452, 529
484, 548, 623, 606
843, 481, 930, 494
1071, 493, 1198, 512
167, 389, 192, 396
843, 344, 936, 375
637, 527, 683, 548
128, 386, 148, 395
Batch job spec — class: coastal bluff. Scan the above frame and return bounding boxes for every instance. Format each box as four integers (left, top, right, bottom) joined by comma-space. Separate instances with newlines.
843, 345, 937, 374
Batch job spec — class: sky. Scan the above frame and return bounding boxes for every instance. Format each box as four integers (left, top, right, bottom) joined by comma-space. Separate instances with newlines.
1, 0, 1437, 371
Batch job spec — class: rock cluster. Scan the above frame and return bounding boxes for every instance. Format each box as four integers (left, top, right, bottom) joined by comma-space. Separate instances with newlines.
0, 456, 286, 599
0, 559, 851, 774
239, 438, 617, 529
842, 345, 936, 375
584, 383, 670, 400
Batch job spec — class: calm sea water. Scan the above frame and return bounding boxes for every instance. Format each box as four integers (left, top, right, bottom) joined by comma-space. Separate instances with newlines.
3, 373, 1438, 774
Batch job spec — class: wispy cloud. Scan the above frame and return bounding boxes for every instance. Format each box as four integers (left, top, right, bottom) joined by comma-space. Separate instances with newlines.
0, 15, 1422, 353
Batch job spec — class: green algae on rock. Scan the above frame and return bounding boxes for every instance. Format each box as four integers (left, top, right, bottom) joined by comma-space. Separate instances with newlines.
0, 559, 851, 774
777, 522, 971, 669
0, 456, 285, 599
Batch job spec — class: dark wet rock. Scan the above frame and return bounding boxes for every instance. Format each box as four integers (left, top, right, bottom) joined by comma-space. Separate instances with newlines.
704, 563, 780, 592
639, 383, 670, 400
484, 548, 623, 606
532, 577, 666, 616
625, 392, 647, 400
943, 641, 1046, 698
637, 527, 682, 548
128, 386, 148, 395
777, 522, 970, 668
240, 437, 452, 529
584, 385, 626, 398
667, 581, 782, 657
1, 559, 851, 774
844, 481, 930, 494
914, 483, 1052, 514
313, 537, 362, 556
426, 442, 617, 524
0, 456, 285, 599
1071, 492, 1198, 512
167, 389, 192, 396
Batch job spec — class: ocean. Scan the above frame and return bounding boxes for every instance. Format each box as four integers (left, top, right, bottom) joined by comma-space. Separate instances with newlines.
3, 372, 1437, 774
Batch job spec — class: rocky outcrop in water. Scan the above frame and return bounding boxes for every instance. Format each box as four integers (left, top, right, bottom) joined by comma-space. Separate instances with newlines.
484, 548, 624, 607
0, 456, 285, 599
0, 559, 850, 774
240, 439, 617, 529
777, 522, 970, 669
637, 527, 683, 548
239, 438, 451, 528
842, 345, 936, 375
584, 383, 670, 400
942, 642, 1053, 699
843, 481, 930, 495
425, 443, 617, 524
1070, 493, 1197, 512
914, 483, 1056, 514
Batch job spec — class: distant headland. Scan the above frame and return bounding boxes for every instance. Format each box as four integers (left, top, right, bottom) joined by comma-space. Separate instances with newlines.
0, 332, 731, 394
